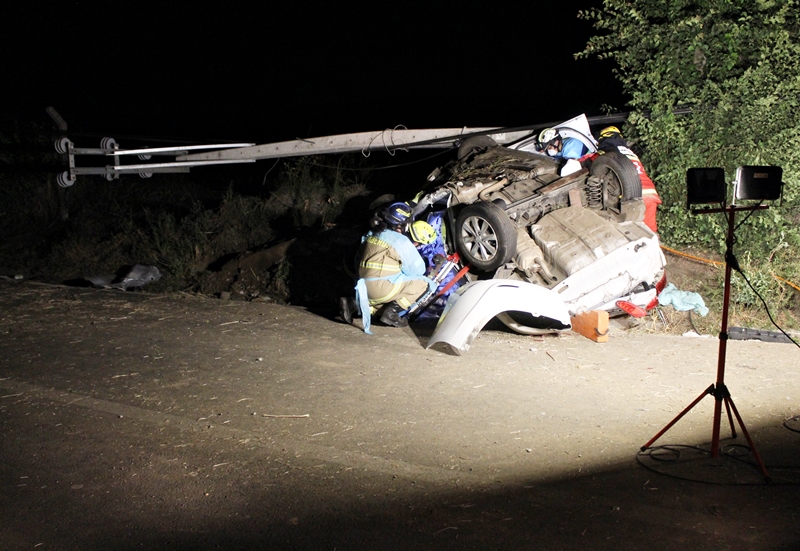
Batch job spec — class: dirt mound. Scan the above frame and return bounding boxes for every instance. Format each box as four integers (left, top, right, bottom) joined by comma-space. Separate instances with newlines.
196, 226, 363, 309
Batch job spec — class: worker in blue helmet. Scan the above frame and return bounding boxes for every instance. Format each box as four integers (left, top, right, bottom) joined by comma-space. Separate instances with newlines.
341, 202, 436, 333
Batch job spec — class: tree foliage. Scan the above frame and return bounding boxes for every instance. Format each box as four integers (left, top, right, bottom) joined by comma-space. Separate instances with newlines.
578, 0, 800, 304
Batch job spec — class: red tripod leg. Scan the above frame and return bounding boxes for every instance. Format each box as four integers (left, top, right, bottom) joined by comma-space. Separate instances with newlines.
726, 395, 770, 480
723, 396, 737, 439
711, 386, 739, 456
641, 384, 714, 451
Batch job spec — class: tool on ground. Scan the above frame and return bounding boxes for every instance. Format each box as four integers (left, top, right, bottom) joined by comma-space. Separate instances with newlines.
403, 253, 464, 320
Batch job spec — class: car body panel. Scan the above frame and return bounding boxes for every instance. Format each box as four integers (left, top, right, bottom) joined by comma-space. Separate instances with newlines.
532, 207, 666, 313
425, 279, 572, 355
510, 113, 598, 155
407, 115, 666, 350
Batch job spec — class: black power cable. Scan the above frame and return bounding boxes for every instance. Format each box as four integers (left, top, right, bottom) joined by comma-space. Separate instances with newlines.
309, 148, 454, 172
724, 207, 800, 349
637, 444, 800, 485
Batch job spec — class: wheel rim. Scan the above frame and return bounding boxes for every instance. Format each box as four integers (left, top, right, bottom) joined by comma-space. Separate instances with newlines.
461, 215, 499, 262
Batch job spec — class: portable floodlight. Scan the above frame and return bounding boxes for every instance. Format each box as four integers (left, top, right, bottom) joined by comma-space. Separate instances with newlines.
642, 164, 785, 481
734, 166, 783, 202
686, 167, 727, 208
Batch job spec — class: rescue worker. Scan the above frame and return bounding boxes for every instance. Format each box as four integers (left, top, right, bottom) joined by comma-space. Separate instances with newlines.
538, 127, 588, 159
596, 126, 662, 233
347, 202, 437, 333
408, 220, 437, 253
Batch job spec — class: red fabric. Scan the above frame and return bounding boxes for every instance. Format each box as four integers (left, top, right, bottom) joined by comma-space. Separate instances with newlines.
629, 157, 658, 196
644, 197, 659, 233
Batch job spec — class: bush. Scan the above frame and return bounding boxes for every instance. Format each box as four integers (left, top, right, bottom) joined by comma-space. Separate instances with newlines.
579, 0, 800, 318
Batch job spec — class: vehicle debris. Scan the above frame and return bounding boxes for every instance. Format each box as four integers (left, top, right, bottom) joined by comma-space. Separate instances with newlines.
85, 264, 162, 290
408, 115, 666, 351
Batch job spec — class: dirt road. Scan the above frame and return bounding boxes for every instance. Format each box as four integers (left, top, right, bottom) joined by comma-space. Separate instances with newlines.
1, 280, 799, 550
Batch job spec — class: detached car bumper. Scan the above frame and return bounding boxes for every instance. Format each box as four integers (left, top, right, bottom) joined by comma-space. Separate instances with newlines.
425, 279, 572, 355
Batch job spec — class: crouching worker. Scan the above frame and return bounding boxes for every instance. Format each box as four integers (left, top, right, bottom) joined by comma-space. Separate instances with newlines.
344, 202, 437, 334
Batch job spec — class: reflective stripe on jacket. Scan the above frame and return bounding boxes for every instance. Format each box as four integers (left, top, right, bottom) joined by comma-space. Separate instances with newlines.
354, 229, 435, 334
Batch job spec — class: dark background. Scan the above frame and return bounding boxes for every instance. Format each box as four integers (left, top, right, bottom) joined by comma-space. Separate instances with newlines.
1, 1, 624, 145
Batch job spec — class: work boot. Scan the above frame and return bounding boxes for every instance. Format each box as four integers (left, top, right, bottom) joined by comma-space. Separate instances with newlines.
379, 302, 408, 328
339, 296, 358, 325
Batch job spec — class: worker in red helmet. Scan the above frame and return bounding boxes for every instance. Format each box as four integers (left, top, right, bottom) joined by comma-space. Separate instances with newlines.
596, 126, 662, 233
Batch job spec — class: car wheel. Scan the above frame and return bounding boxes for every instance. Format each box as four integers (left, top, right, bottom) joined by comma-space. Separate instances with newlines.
457, 136, 497, 160
455, 202, 517, 272
589, 151, 642, 212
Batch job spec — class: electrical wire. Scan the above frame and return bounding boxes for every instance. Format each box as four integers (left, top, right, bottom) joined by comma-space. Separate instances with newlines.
784, 415, 800, 434
309, 148, 454, 172
361, 125, 414, 158
732, 200, 763, 233
661, 244, 800, 294
641, 208, 800, 485
261, 158, 281, 185
636, 444, 800, 485
729, 253, 800, 348
724, 204, 800, 346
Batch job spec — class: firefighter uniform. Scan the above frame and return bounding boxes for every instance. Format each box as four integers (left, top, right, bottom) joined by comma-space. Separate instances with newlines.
354, 229, 435, 334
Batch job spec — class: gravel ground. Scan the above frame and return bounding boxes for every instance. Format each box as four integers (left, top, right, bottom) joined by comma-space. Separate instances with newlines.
1, 279, 799, 550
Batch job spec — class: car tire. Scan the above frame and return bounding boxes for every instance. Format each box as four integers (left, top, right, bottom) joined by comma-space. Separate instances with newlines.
457, 136, 497, 160
455, 202, 517, 272
589, 151, 642, 212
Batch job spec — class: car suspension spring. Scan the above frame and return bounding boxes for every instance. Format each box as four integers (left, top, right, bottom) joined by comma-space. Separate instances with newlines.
586, 176, 603, 209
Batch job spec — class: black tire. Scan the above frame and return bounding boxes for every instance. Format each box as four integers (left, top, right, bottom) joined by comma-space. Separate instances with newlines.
457, 135, 497, 160
455, 202, 517, 272
589, 151, 642, 212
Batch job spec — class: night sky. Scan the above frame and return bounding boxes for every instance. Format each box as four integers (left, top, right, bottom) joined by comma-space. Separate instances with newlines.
3, 1, 624, 145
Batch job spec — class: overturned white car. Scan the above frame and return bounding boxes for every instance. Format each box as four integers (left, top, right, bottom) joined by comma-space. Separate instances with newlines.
411, 116, 666, 354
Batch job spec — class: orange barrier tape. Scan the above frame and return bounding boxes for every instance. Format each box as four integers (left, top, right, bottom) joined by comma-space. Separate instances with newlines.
660, 245, 724, 267
660, 245, 799, 291
774, 274, 800, 292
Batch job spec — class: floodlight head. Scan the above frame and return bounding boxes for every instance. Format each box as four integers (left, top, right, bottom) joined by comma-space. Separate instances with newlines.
686, 167, 727, 209
734, 166, 783, 202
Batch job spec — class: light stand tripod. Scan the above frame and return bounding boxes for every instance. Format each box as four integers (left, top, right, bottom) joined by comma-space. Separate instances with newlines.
640, 203, 770, 480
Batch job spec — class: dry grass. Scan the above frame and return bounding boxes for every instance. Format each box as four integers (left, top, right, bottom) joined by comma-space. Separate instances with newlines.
628, 249, 800, 337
